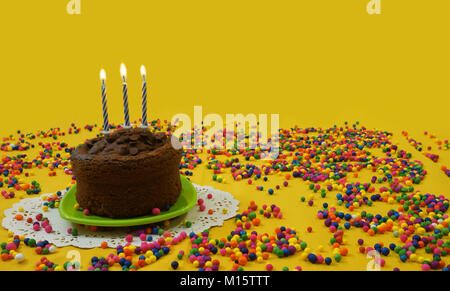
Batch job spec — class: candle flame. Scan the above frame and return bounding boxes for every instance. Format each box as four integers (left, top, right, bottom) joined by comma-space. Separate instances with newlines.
140, 65, 147, 78
120, 63, 127, 81
100, 69, 106, 82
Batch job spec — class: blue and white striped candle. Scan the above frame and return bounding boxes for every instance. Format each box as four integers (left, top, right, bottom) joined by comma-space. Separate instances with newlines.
120, 63, 131, 127
140, 65, 148, 127
99, 69, 110, 132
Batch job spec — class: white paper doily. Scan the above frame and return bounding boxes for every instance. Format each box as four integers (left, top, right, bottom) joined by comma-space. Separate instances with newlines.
1, 183, 240, 249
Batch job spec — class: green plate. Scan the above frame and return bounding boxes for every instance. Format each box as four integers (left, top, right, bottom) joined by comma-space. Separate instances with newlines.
58, 175, 196, 227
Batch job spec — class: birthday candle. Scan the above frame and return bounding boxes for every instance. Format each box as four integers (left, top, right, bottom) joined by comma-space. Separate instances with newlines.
140, 65, 148, 127
99, 69, 110, 132
120, 63, 131, 127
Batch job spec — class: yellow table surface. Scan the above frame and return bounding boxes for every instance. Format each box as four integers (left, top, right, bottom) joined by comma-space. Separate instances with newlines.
0, 122, 448, 271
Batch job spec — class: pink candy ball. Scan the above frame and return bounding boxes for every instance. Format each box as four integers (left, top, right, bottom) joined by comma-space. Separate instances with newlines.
125, 234, 133, 242
400, 234, 408, 242
44, 225, 52, 233
189, 255, 197, 262
5, 243, 17, 251
152, 208, 160, 215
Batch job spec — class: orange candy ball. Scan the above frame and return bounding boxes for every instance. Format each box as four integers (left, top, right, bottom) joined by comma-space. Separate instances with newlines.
238, 256, 248, 266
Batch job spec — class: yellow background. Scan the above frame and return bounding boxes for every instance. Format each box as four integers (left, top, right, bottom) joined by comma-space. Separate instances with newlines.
0, 0, 449, 271
1, 0, 449, 135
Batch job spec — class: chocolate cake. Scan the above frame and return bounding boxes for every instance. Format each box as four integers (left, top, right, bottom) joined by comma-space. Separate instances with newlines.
70, 127, 183, 218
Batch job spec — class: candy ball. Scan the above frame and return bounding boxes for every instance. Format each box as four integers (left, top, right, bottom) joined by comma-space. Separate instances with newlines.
14, 253, 25, 262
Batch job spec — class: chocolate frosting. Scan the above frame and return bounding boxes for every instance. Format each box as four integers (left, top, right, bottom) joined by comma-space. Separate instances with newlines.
73, 128, 168, 158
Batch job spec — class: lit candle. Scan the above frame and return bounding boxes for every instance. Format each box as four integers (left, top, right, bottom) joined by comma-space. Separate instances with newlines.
120, 63, 131, 127
99, 69, 110, 132
140, 65, 148, 127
